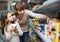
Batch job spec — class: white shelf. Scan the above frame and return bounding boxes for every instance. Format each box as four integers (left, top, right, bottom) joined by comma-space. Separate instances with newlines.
34, 0, 60, 13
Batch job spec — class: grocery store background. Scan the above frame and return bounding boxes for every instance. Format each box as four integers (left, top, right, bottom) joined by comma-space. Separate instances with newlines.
0, 0, 60, 42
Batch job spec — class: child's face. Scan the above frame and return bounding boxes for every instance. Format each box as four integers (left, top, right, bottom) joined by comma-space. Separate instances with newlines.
7, 13, 16, 22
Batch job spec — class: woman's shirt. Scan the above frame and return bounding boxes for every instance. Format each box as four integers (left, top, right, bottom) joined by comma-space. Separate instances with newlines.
17, 10, 46, 32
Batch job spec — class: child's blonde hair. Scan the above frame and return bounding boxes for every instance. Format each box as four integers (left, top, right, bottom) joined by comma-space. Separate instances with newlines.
1, 12, 8, 32
2, 12, 8, 27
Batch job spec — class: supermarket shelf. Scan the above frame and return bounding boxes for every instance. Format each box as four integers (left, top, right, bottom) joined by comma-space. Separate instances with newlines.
29, 24, 52, 42
34, 0, 60, 13
28, 0, 46, 3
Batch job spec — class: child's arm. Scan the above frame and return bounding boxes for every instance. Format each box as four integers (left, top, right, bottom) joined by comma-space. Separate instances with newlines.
4, 27, 12, 41
15, 21, 23, 36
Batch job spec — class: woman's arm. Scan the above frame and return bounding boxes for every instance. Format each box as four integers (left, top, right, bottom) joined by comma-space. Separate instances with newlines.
26, 10, 47, 19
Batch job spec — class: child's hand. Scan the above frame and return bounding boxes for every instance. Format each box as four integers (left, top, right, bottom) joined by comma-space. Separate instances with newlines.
14, 29, 19, 33
10, 28, 15, 32
10, 26, 16, 32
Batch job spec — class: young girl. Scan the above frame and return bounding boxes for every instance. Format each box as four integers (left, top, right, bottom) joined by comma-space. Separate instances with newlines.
3, 12, 23, 42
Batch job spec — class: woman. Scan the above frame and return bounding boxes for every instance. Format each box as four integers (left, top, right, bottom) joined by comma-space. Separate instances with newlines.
14, 2, 47, 42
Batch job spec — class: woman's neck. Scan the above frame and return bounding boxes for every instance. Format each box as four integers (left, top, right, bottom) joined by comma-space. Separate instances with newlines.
17, 13, 24, 20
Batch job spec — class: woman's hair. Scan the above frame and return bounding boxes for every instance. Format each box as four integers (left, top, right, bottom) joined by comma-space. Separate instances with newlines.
15, 2, 24, 11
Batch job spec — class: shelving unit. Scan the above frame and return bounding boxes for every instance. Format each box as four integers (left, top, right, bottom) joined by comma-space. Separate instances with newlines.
29, 22, 52, 42
34, 0, 60, 13
29, 0, 60, 42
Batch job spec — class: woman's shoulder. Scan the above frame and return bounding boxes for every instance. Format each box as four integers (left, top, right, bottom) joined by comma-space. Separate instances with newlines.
25, 10, 31, 12
25, 10, 32, 15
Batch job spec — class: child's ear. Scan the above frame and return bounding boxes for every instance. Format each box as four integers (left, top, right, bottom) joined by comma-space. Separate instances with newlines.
5, 19, 8, 22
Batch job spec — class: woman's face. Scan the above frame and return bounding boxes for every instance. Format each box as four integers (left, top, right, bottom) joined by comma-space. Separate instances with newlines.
17, 10, 25, 15
7, 13, 16, 22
